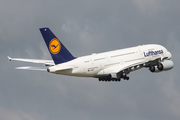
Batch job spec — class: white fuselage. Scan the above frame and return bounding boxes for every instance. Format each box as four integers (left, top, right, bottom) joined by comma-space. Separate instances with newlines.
9, 27, 174, 81
48, 44, 172, 77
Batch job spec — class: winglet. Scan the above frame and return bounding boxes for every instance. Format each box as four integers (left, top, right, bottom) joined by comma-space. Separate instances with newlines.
7, 56, 12, 61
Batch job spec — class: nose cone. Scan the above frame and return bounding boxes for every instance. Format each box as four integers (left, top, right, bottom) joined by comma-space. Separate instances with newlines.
167, 51, 172, 59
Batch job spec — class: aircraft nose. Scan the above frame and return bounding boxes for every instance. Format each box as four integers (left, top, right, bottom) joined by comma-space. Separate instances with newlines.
167, 51, 172, 59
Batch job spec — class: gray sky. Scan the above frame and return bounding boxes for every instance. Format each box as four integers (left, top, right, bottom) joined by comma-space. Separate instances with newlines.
1, 0, 180, 120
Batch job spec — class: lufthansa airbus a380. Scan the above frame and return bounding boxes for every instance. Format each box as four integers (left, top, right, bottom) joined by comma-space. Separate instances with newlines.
8, 28, 174, 82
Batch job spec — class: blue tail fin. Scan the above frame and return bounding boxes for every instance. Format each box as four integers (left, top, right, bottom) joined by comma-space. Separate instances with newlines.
39, 28, 75, 64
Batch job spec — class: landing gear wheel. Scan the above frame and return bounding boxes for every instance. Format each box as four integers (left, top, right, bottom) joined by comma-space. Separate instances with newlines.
149, 65, 155, 72
157, 63, 163, 71
122, 74, 130, 80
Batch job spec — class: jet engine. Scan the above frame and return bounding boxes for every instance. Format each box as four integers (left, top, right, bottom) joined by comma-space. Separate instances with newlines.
149, 60, 174, 73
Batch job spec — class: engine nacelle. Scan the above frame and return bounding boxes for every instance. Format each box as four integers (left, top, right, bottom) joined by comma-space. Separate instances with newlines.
149, 60, 174, 73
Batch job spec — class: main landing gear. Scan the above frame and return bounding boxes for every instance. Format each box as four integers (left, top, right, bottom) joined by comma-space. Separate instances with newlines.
98, 74, 129, 82
98, 78, 121, 82
121, 74, 129, 80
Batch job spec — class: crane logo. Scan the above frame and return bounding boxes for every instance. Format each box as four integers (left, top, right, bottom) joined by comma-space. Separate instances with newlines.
49, 38, 61, 54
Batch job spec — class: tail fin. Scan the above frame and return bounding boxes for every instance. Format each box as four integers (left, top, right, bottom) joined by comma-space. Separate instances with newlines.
39, 28, 75, 64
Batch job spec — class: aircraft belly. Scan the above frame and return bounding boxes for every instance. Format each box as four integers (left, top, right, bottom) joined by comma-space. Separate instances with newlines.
56, 67, 98, 77
55, 69, 73, 75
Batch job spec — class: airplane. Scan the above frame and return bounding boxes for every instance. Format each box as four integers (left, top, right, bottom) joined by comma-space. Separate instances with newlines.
8, 27, 174, 82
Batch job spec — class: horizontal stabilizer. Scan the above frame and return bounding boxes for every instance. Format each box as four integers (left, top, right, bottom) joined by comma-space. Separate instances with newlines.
7, 56, 54, 66
7, 56, 12, 61
16, 66, 48, 71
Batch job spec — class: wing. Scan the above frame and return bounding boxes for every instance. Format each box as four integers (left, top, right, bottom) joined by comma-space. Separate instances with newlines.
97, 58, 159, 80
111, 58, 159, 74
102, 61, 145, 74
8, 56, 55, 66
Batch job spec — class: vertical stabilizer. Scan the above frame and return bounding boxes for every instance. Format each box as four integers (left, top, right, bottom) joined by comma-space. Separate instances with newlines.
39, 28, 75, 64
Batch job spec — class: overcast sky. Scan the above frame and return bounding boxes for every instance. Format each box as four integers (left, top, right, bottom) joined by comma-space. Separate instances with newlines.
1, 0, 180, 120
